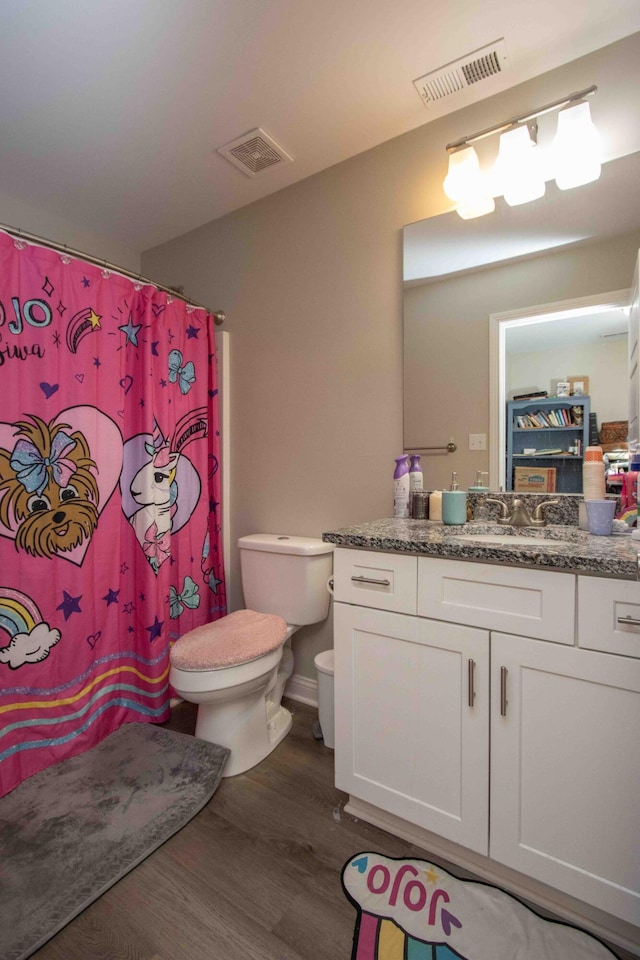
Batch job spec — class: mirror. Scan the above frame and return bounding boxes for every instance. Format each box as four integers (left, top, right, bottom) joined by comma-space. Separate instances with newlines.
403, 151, 640, 493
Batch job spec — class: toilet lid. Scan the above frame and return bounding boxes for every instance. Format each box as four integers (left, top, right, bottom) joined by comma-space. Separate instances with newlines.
170, 609, 288, 670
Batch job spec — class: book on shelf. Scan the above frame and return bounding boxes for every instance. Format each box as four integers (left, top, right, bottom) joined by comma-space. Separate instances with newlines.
513, 390, 548, 401
517, 448, 564, 456
513, 405, 584, 429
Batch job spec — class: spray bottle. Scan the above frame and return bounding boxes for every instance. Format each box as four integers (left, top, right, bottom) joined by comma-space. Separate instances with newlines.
393, 455, 410, 518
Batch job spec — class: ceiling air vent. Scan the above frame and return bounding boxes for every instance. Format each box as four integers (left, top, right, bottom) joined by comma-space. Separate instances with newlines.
217, 128, 293, 177
413, 39, 510, 107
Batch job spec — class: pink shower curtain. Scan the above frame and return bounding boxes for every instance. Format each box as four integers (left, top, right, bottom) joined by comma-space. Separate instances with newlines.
0, 231, 226, 796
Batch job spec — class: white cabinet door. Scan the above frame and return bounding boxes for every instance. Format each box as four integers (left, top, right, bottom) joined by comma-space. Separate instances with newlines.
334, 602, 489, 853
490, 632, 640, 926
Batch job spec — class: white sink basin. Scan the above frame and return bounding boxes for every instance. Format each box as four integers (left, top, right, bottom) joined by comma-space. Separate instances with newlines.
454, 534, 555, 546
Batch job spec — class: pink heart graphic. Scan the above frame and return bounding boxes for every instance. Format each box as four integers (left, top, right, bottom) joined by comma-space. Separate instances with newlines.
75, 373, 85, 383
119, 375, 133, 395
86, 631, 102, 649
0, 406, 123, 566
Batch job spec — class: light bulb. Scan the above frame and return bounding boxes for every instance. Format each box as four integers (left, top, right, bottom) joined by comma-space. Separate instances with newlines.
443, 145, 494, 219
494, 124, 545, 206
443, 146, 481, 201
552, 100, 602, 190
456, 197, 496, 219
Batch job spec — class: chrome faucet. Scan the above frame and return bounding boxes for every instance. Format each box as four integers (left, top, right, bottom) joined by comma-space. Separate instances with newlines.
486, 497, 559, 527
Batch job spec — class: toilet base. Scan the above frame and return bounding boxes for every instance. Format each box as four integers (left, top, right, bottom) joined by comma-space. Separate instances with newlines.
194, 683, 292, 777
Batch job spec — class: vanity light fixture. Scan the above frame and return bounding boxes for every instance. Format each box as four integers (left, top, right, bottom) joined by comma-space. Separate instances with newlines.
443, 85, 599, 219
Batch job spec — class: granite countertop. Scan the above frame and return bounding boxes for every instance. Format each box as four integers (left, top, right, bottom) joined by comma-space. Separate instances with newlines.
322, 518, 640, 580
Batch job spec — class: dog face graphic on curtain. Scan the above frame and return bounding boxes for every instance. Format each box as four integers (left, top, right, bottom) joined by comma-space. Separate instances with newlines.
0, 414, 98, 559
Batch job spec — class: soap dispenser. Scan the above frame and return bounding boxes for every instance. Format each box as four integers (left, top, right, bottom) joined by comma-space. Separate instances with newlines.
442, 472, 467, 525
469, 471, 490, 493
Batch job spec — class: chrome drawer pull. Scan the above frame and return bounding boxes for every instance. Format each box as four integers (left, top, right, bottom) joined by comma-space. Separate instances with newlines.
616, 615, 640, 627
350, 575, 391, 586
500, 666, 508, 717
468, 658, 476, 707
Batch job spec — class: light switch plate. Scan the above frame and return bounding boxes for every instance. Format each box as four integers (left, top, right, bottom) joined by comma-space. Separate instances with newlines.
469, 433, 487, 451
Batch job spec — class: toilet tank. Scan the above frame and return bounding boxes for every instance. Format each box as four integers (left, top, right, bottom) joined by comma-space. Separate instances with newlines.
238, 534, 334, 625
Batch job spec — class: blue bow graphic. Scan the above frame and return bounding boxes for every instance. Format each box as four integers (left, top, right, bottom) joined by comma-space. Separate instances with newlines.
168, 349, 196, 395
169, 576, 201, 619
10, 430, 77, 496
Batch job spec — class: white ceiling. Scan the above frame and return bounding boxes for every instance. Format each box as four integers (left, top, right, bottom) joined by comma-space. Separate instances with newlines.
506, 308, 629, 354
1, 1, 640, 255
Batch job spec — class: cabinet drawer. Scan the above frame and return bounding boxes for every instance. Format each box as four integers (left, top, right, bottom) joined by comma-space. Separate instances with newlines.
417, 557, 574, 644
578, 576, 640, 658
333, 548, 417, 614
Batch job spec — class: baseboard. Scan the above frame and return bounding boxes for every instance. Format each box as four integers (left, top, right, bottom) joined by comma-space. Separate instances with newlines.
284, 673, 318, 707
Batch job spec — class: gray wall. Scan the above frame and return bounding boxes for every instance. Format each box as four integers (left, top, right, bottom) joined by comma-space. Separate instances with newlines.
0, 188, 140, 272
142, 34, 640, 681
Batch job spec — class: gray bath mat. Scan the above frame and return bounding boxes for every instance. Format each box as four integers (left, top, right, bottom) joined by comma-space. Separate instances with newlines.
0, 722, 229, 960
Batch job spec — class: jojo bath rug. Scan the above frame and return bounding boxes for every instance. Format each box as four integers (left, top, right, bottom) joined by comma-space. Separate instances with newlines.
0, 723, 229, 960
342, 852, 620, 960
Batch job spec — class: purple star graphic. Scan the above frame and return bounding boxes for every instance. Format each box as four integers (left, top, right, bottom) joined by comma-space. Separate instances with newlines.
103, 588, 120, 606
120, 562, 129, 574
160, 378, 167, 387
186, 324, 199, 339
93, 356, 101, 367
128, 625, 135, 633
82, 277, 90, 288
146, 615, 164, 643
57, 590, 82, 621
123, 601, 135, 614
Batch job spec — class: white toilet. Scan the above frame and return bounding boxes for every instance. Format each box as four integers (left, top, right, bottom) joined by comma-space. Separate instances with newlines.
169, 534, 333, 777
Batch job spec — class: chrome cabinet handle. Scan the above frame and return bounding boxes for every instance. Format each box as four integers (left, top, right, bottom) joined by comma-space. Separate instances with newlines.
500, 666, 508, 717
350, 575, 391, 586
617, 615, 640, 627
468, 659, 476, 707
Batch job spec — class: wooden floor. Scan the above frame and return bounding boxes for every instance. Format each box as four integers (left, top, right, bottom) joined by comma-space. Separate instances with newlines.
32, 700, 633, 960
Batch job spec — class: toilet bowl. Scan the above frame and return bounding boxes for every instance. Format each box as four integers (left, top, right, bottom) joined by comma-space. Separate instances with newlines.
169, 534, 333, 777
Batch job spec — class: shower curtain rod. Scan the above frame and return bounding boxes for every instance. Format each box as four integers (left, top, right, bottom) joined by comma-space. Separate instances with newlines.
0, 221, 226, 326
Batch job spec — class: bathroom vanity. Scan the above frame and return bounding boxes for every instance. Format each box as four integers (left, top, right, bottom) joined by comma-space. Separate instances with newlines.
322, 516, 640, 954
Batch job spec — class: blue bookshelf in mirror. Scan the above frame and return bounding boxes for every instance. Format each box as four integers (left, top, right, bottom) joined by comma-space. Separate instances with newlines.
506, 396, 591, 493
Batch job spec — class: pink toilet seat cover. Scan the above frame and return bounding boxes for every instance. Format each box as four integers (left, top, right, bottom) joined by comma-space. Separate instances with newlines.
170, 609, 288, 670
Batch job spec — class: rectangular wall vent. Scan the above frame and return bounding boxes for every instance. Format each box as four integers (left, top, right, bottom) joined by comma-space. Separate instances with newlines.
218, 128, 293, 177
413, 39, 510, 107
